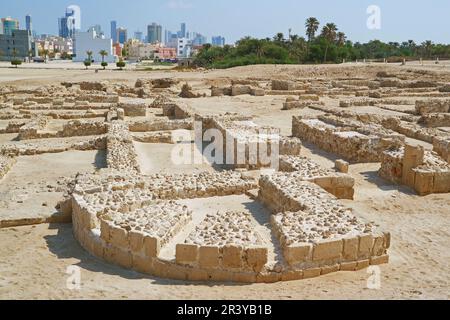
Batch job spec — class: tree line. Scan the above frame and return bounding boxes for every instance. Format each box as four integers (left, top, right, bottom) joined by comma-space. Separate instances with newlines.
194, 17, 450, 68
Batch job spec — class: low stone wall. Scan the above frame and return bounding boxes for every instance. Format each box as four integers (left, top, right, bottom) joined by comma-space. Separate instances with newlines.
0, 136, 106, 157
210, 85, 265, 97
18, 117, 49, 140
132, 131, 174, 144
415, 99, 450, 115
128, 118, 193, 132
60, 120, 108, 137
272, 80, 297, 91
259, 174, 389, 270
162, 103, 195, 119
118, 102, 147, 117
279, 156, 355, 199
379, 144, 450, 195
292, 116, 403, 163
418, 113, 450, 128
0, 155, 16, 180
433, 137, 450, 163
106, 121, 140, 173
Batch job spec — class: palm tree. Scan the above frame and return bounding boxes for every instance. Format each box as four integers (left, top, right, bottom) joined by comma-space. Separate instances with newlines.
421, 40, 433, 59
99, 50, 108, 69
274, 33, 284, 43
305, 17, 320, 43
42, 49, 49, 63
337, 32, 346, 46
321, 23, 338, 62
254, 41, 265, 59
86, 50, 93, 62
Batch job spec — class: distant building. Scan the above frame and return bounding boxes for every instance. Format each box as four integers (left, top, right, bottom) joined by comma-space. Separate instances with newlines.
134, 31, 143, 42
113, 42, 122, 56
1, 17, 19, 36
180, 23, 186, 38
177, 38, 192, 58
147, 23, 162, 44
192, 33, 207, 46
154, 47, 177, 61
88, 25, 103, 37
58, 7, 78, 39
0, 29, 37, 61
212, 36, 225, 47
73, 29, 115, 63
37, 36, 73, 55
110, 21, 117, 43
167, 34, 178, 49
117, 28, 127, 44
25, 14, 32, 33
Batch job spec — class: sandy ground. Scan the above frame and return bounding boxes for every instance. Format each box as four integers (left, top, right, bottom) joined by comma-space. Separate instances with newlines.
0, 63, 449, 300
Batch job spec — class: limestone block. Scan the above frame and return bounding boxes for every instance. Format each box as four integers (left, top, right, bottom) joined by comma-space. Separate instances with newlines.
251, 88, 265, 96
335, 159, 349, 173
129, 230, 145, 253
222, 245, 243, 269
370, 254, 389, 266
303, 268, 321, 279
343, 237, 359, 261
100, 219, 112, 242
176, 243, 199, 266
281, 270, 303, 281
433, 171, 450, 193
340, 261, 357, 271
284, 244, 312, 266
132, 254, 153, 274
256, 272, 281, 283
313, 239, 343, 261
166, 265, 188, 281
117, 108, 125, 120
187, 269, 209, 282
358, 235, 374, 259
198, 246, 220, 269
245, 247, 268, 272
383, 232, 391, 249
321, 264, 340, 275
372, 234, 385, 256
355, 259, 370, 271
144, 236, 160, 258
414, 170, 434, 195
110, 226, 129, 249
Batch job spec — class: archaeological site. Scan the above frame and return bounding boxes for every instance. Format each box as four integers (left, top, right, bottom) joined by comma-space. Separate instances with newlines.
0, 62, 449, 300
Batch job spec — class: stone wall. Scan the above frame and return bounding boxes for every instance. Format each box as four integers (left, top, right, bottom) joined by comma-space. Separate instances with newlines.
279, 156, 355, 199
415, 99, 450, 115
128, 118, 193, 132
292, 116, 404, 163
259, 174, 389, 270
106, 121, 140, 173
379, 144, 450, 195
433, 137, 450, 163
0, 155, 16, 180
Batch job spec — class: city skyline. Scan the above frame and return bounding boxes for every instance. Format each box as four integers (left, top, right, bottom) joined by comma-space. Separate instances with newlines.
2, 0, 450, 44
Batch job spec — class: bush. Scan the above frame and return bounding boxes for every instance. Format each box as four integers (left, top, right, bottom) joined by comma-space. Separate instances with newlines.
84, 60, 91, 69
101, 62, 108, 69
11, 59, 22, 68
116, 60, 126, 70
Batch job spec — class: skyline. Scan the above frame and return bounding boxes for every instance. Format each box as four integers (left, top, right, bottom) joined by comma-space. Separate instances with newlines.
2, 0, 450, 44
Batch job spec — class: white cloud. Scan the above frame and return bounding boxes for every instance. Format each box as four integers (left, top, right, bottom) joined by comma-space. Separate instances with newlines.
167, 0, 193, 10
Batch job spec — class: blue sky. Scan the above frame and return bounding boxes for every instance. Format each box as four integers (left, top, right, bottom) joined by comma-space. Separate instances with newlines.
2, 0, 449, 44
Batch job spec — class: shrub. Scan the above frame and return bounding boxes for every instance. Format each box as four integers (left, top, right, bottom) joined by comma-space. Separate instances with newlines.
101, 62, 108, 70
116, 59, 126, 70
84, 60, 91, 69
11, 59, 22, 68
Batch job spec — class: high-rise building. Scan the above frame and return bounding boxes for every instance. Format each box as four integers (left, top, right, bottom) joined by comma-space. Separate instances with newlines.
110, 21, 117, 43
0, 29, 37, 61
25, 14, 32, 32
117, 28, 127, 44
147, 23, 162, 44
192, 32, 207, 46
1, 17, 19, 36
180, 23, 186, 38
58, 7, 78, 39
134, 31, 143, 42
212, 36, 225, 47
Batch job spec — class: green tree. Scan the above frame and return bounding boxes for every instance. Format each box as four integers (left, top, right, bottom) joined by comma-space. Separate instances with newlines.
305, 17, 320, 43
321, 23, 338, 62
116, 58, 126, 70
99, 50, 108, 69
